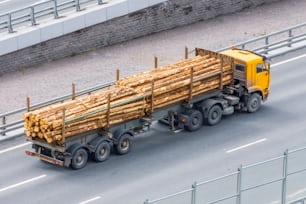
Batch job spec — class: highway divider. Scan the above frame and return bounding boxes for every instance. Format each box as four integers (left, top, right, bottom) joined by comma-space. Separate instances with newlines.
0, 0, 104, 34
0, 0, 166, 56
218, 22, 306, 59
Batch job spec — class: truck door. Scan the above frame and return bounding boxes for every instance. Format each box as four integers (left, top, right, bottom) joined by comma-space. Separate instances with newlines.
255, 63, 270, 98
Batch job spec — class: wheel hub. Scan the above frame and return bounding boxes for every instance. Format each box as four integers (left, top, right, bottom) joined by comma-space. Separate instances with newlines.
99, 148, 105, 156
121, 139, 129, 151
77, 155, 83, 163
212, 111, 218, 119
252, 100, 258, 108
192, 117, 199, 125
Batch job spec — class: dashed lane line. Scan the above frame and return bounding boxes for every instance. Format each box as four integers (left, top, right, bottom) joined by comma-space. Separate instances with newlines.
226, 138, 267, 153
0, 175, 46, 193
79, 196, 102, 204
0, 0, 11, 4
0, 142, 31, 155
271, 54, 306, 68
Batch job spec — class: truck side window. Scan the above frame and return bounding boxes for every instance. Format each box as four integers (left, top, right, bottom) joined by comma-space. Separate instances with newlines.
256, 64, 264, 73
236, 64, 245, 71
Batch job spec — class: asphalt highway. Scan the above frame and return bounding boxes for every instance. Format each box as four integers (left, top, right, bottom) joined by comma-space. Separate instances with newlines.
0, 51, 305, 204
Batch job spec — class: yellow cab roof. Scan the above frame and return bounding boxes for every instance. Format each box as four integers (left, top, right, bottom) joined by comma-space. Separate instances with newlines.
220, 49, 263, 64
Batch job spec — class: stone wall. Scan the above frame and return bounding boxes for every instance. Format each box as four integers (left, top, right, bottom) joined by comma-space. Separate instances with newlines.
0, 0, 281, 74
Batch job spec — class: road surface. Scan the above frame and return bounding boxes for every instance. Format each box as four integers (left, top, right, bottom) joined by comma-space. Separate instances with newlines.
0, 51, 305, 204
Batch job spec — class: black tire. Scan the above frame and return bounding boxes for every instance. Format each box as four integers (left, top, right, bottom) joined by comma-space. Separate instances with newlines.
114, 134, 132, 155
93, 141, 111, 162
205, 105, 222, 126
247, 93, 261, 113
185, 109, 203, 132
71, 148, 88, 170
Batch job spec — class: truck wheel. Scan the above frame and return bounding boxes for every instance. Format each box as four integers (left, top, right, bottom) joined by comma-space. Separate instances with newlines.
205, 105, 222, 126
186, 109, 203, 132
247, 93, 261, 113
93, 141, 111, 162
71, 148, 88, 170
114, 134, 132, 155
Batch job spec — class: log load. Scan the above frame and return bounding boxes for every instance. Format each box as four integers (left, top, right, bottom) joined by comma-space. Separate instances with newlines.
23, 49, 233, 144
24, 87, 146, 144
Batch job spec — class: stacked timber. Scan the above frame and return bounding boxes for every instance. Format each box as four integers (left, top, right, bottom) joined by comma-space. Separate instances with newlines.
116, 54, 233, 113
23, 87, 146, 144
24, 49, 233, 144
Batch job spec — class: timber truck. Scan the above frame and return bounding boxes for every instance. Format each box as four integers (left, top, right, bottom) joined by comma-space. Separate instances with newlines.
24, 48, 270, 169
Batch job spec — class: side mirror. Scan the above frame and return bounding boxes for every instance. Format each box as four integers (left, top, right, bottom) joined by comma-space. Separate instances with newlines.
264, 62, 270, 71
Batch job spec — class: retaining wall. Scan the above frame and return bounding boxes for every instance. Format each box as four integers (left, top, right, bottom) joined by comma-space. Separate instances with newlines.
0, 0, 281, 75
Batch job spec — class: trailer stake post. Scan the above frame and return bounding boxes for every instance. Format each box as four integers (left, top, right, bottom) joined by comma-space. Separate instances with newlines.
26, 97, 31, 112
150, 80, 155, 114
61, 108, 66, 143
106, 94, 111, 128
154, 56, 158, 68
185, 46, 188, 59
188, 67, 194, 104
116, 69, 120, 81
72, 83, 76, 100
219, 55, 224, 90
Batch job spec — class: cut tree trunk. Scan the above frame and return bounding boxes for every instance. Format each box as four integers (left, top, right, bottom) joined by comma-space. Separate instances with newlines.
24, 50, 234, 144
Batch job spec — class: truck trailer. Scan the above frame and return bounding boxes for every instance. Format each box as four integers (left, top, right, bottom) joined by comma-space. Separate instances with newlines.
24, 48, 270, 169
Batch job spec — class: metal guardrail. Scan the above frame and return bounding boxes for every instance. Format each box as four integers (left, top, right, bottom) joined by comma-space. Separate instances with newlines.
1, 22, 306, 138
290, 198, 306, 204
218, 22, 306, 58
0, 0, 105, 33
144, 147, 306, 204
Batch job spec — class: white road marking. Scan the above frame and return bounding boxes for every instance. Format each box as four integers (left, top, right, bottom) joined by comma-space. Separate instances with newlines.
33, 0, 48, 5
226, 138, 267, 153
0, 0, 11, 4
0, 142, 31, 155
287, 188, 306, 199
0, 174, 46, 193
79, 196, 101, 204
269, 188, 306, 204
271, 54, 306, 68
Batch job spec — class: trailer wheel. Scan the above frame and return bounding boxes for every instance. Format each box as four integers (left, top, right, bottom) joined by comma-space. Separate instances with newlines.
247, 93, 261, 113
114, 134, 132, 155
186, 109, 203, 132
93, 141, 111, 162
205, 105, 222, 126
71, 148, 88, 170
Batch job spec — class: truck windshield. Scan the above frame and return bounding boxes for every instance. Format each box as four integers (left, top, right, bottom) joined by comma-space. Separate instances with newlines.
257, 63, 270, 73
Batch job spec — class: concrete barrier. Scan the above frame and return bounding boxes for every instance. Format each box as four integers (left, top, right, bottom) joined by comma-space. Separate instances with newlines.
0, 0, 280, 74
0, 0, 166, 56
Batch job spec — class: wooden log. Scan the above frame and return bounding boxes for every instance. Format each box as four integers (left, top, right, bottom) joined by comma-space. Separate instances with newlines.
116, 56, 211, 86
117, 58, 220, 88
41, 100, 145, 140
24, 53, 234, 144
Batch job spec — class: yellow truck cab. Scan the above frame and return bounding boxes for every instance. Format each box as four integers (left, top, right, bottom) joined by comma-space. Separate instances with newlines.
221, 47, 271, 112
